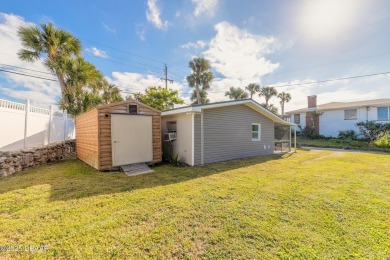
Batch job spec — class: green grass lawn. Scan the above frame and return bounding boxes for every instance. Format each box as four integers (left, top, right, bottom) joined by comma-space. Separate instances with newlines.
297, 136, 390, 153
0, 150, 389, 259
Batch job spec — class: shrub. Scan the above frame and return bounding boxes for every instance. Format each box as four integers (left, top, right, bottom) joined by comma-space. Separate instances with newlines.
355, 121, 390, 144
301, 126, 318, 139
170, 154, 186, 167
374, 132, 390, 148
338, 130, 358, 140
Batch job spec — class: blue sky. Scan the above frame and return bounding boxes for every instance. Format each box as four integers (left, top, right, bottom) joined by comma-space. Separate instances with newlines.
0, 0, 389, 111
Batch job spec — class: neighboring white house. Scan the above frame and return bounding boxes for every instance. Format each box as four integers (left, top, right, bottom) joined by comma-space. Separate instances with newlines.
161, 99, 294, 166
286, 96, 390, 137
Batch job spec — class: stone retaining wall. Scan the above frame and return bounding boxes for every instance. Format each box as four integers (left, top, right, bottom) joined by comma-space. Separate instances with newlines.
0, 140, 76, 177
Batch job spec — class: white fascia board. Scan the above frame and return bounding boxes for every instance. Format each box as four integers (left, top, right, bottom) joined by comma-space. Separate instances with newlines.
287, 103, 390, 115
162, 100, 293, 126
161, 107, 199, 116
244, 100, 294, 126
198, 100, 249, 110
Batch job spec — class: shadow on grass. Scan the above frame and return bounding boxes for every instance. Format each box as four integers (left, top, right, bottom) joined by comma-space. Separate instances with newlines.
0, 154, 291, 201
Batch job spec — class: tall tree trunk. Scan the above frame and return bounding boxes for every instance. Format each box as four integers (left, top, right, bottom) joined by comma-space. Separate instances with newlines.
265, 98, 269, 107
196, 83, 201, 104
281, 101, 284, 116
55, 71, 69, 106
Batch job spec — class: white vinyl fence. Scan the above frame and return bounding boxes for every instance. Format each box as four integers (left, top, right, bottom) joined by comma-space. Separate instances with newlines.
0, 99, 75, 151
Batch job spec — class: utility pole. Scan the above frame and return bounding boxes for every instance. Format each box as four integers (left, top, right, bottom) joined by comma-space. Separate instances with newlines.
160, 63, 173, 89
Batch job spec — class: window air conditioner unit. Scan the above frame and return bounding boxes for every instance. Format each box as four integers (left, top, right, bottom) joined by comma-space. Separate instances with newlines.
164, 132, 177, 141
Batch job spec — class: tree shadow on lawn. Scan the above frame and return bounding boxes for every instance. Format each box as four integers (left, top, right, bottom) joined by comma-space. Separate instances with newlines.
0, 153, 291, 201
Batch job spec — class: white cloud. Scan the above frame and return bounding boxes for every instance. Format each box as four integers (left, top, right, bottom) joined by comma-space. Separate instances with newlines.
178, 21, 281, 104
180, 40, 207, 49
192, 0, 219, 17
102, 23, 116, 33
182, 19, 386, 110
203, 21, 280, 82
269, 79, 380, 112
266, 79, 317, 112
2, 89, 58, 107
0, 13, 60, 107
85, 46, 108, 58
146, 0, 169, 30
207, 77, 245, 102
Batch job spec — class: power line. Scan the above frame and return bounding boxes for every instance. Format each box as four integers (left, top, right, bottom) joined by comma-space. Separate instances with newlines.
0, 68, 59, 82
80, 37, 189, 77
84, 53, 163, 77
269, 51, 390, 76
168, 70, 186, 80
0, 27, 188, 77
3, 14, 390, 79
0, 62, 54, 76
268, 71, 390, 88
178, 70, 390, 94
105, 53, 162, 71
3, 24, 390, 95
169, 64, 189, 75
79, 36, 164, 65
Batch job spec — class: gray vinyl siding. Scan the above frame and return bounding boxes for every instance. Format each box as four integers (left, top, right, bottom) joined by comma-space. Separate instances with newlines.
194, 114, 201, 165
202, 104, 274, 164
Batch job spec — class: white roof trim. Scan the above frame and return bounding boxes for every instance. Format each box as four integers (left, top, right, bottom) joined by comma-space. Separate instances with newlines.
286, 100, 390, 115
162, 100, 294, 126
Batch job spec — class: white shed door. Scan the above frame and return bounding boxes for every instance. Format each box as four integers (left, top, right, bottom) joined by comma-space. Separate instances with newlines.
111, 114, 153, 166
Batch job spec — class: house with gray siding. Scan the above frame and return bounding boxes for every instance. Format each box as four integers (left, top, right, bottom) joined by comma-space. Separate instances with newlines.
161, 99, 294, 166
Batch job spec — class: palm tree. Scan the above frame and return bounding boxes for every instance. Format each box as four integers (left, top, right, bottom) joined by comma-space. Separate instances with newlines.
225, 87, 249, 100
17, 22, 81, 106
187, 57, 213, 104
59, 57, 103, 114
259, 86, 278, 107
90, 78, 107, 95
82, 92, 104, 112
109, 85, 123, 103
190, 89, 209, 104
266, 104, 279, 115
277, 92, 292, 116
102, 84, 124, 104
245, 83, 260, 99
65, 57, 102, 89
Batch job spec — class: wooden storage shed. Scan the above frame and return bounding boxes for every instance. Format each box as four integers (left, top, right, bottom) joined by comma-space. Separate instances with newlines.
76, 99, 162, 170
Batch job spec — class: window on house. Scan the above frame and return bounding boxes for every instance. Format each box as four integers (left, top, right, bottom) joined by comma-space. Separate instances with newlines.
293, 114, 300, 124
344, 109, 357, 120
252, 123, 261, 141
129, 105, 137, 114
377, 107, 390, 120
